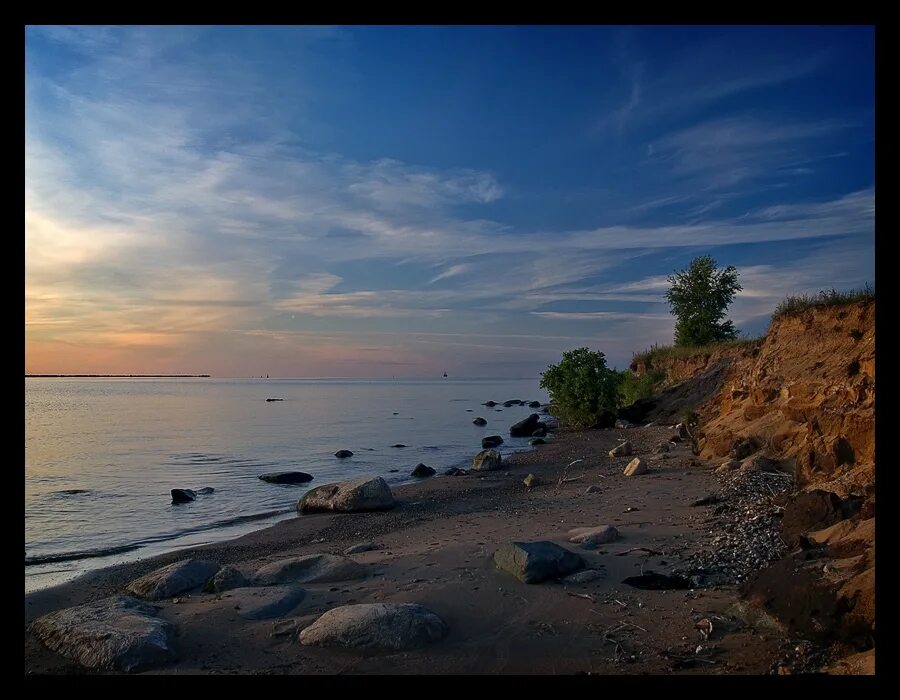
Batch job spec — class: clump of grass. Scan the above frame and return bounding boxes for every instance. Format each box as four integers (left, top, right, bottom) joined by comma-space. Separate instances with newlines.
772, 285, 874, 320
631, 338, 760, 370
618, 369, 665, 406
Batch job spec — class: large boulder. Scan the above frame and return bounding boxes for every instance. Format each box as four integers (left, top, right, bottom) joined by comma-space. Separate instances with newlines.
259, 471, 314, 484
298, 476, 395, 513
510, 413, 541, 437
471, 449, 502, 471
170, 488, 195, 504
567, 525, 620, 548
202, 565, 248, 593
253, 553, 366, 585
220, 585, 306, 620
30, 595, 175, 672
126, 559, 220, 600
298, 603, 448, 650
482, 435, 504, 449
609, 441, 632, 458
494, 541, 584, 583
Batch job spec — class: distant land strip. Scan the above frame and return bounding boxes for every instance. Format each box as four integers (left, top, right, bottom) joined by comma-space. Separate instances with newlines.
25, 374, 211, 378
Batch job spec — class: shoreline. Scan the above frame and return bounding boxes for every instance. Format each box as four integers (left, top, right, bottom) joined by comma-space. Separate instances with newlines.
25, 424, 800, 675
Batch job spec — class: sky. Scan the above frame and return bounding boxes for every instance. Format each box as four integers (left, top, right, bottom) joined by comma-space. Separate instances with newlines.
25, 25, 875, 378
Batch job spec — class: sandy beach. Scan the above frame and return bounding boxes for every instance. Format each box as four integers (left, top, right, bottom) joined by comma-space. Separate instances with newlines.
25, 424, 794, 675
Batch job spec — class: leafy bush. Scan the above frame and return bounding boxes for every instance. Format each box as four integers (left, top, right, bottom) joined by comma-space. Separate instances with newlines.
540, 348, 621, 428
618, 369, 665, 407
666, 255, 741, 346
772, 285, 874, 320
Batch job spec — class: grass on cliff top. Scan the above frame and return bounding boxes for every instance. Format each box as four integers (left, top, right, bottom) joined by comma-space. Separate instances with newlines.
771, 285, 874, 320
631, 338, 759, 369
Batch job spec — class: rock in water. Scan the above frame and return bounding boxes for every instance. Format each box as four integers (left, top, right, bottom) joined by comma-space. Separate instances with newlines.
529, 437, 545, 445
259, 471, 314, 484
202, 565, 248, 593
509, 413, 541, 437
298, 476, 395, 513
623, 458, 646, 476
529, 401, 542, 408
170, 488, 196, 504
411, 463, 436, 478
472, 417, 487, 426
483, 401, 497, 407
609, 442, 633, 458
391, 444, 406, 448
195, 486, 215, 495
298, 603, 448, 650
481, 435, 504, 449
471, 449, 502, 471
253, 554, 367, 585
493, 541, 584, 583
30, 595, 175, 672
126, 559, 220, 600
567, 525, 619, 548
334, 450, 354, 458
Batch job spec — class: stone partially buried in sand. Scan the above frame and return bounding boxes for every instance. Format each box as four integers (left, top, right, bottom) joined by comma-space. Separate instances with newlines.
298, 603, 448, 650
30, 595, 175, 672
567, 525, 620, 548
219, 585, 307, 620
253, 553, 366, 585
127, 558, 220, 600
494, 541, 584, 584
298, 476, 395, 513
609, 441, 632, 458
202, 564, 248, 593
471, 449, 502, 471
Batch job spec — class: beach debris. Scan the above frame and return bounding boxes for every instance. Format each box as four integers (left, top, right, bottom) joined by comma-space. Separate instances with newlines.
298, 476, 396, 513
218, 585, 306, 620
609, 441, 633, 458
675, 423, 691, 439
623, 457, 647, 476
259, 471, 314, 484
615, 547, 664, 557
299, 603, 448, 650
482, 435, 504, 449
509, 413, 542, 437
695, 618, 713, 640
568, 525, 620, 548
624, 506, 639, 513
30, 595, 175, 672
494, 541, 585, 584
411, 463, 436, 478
334, 450, 354, 458
127, 558, 220, 600
471, 448, 502, 472
202, 565, 248, 594
472, 417, 487, 426
253, 554, 366, 585
567, 592, 595, 602
343, 542, 382, 555
622, 572, 691, 590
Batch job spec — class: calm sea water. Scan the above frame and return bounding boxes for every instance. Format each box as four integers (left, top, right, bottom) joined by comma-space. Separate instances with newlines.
25, 377, 548, 592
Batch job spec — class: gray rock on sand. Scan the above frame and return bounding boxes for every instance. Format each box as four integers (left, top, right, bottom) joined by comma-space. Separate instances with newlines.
493, 541, 584, 584
171, 488, 196, 504
221, 585, 306, 620
471, 449, 502, 471
299, 603, 448, 650
444, 467, 468, 476
202, 565, 248, 593
259, 471, 314, 484
298, 476, 395, 513
472, 417, 487, 426
562, 569, 606, 584
334, 450, 354, 458
509, 413, 541, 437
30, 595, 175, 672
411, 463, 436, 478
523, 473, 540, 488
567, 525, 620, 548
609, 441, 632, 458
482, 435, 504, 449
623, 458, 647, 476
343, 542, 382, 555
253, 553, 366, 585
126, 558, 220, 600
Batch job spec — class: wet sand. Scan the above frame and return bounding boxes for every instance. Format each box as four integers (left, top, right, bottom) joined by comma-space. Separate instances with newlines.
24, 424, 790, 675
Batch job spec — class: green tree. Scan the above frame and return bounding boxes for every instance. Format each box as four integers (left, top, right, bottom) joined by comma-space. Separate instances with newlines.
665, 255, 741, 346
540, 348, 620, 428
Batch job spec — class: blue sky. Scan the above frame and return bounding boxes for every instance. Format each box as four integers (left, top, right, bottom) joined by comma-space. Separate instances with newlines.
24, 25, 874, 377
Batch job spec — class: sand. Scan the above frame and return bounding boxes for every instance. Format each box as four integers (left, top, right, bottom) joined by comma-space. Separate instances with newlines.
24, 424, 790, 675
